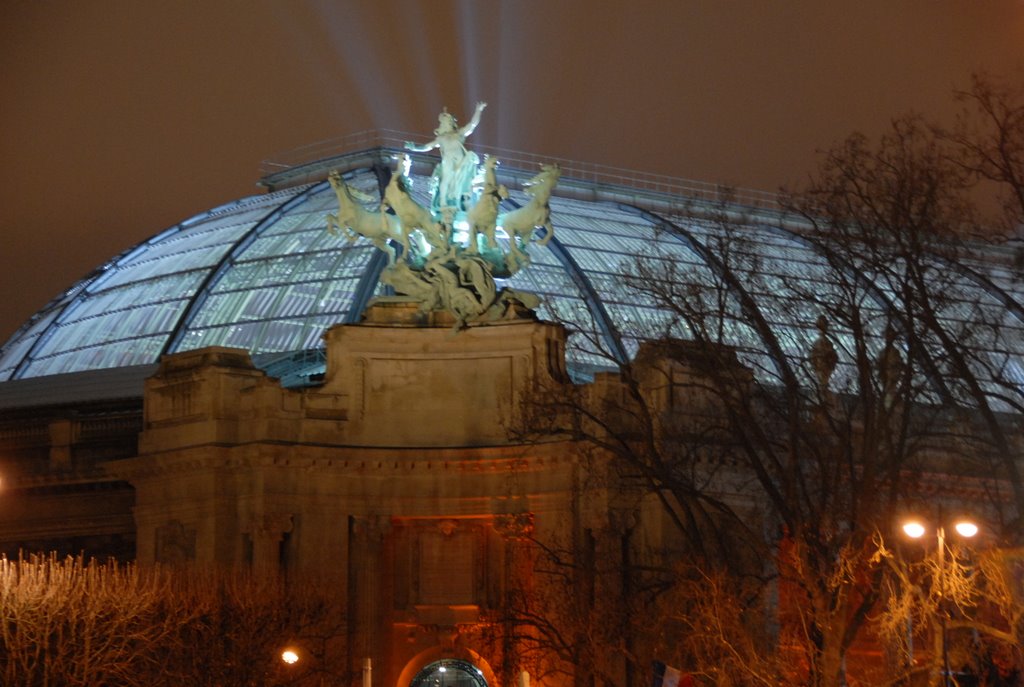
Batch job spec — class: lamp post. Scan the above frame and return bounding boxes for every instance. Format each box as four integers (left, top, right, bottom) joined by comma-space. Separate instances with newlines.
901, 514, 979, 687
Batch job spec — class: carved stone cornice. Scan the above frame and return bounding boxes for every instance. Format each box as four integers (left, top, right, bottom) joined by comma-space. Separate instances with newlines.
352, 514, 392, 539
243, 512, 294, 537
493, 512, 534, 540
436, 518, 459, 536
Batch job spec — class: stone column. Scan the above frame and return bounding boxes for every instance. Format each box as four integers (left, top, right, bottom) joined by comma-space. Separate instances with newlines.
243, 513, 294, 575
351, 516, 391, 661
494, 511, 535, 686
494, 512, 535, 587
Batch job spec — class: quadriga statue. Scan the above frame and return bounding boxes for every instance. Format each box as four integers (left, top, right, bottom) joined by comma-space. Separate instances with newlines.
326, 102, 555, 328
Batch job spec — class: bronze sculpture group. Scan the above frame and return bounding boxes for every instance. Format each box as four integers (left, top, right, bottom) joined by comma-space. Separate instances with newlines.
327, 103, 559, 327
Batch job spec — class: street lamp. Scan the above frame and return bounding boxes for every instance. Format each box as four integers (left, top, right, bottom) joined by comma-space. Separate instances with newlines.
280, 647, 333, 687
901, 514, 979, 687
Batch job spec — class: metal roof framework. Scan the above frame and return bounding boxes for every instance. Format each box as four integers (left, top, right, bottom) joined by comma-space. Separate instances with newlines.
0, 147, 1018, 415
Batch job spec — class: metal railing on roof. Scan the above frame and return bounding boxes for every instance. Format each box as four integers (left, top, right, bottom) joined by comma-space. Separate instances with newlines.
258, 129, 782, 213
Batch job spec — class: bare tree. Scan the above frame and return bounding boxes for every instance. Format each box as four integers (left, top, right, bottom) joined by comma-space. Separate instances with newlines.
162, 569, 348, 687
512, 79, 1024, 687
0, 556, 347, 687
0, 555, 193, 687
941, 72, 1024, 235
874, 536, 1024, 686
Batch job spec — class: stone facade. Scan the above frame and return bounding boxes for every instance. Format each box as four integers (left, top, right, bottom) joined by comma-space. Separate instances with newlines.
0, 398, 139, 560
0, 307, 1010, 686
100, 309, 588, 687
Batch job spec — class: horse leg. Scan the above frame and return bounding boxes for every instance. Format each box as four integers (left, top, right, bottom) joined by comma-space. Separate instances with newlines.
504, 245, 528, 275
508, 236, 528, 264
536, 220, 554, 245
326, 213, 340, 237
373, 237, 396, 264
398, 229, 412, 262
478, 208, 497, 250
518, 224, 534, 248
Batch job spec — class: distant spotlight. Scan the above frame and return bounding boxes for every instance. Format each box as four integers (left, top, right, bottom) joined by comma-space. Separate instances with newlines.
955, 521, 979, 538
282, 650, 300, 665
902, 521, 926, 539
439, 666, 447, 673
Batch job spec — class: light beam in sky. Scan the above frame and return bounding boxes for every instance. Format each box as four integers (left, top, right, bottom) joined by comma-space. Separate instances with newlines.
312, 1, 406, 131
393, 1, 440, 123
458, 2, 481, 112
456, 1, 500, 139
266, 1, 376, 135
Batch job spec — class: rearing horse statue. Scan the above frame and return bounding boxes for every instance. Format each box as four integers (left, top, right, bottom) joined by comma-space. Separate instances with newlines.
326, 171, 407, 264
383, 155, 448, 256
498, 163, 561, 265
466, 155, 508, 253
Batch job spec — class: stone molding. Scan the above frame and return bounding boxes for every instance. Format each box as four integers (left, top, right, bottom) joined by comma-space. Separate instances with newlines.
493, 512, 535, 540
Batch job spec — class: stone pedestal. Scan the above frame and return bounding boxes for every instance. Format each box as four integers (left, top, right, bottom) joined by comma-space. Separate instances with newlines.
316, 305, 568, 447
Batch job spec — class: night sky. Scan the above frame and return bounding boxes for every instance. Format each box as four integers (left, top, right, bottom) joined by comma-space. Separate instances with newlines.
2, 1, 1022, 344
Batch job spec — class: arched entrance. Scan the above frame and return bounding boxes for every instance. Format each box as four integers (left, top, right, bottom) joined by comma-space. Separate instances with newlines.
409, 659, 489, 687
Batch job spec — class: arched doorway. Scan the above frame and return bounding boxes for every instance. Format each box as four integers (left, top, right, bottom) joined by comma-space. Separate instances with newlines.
409, 659, 489, 687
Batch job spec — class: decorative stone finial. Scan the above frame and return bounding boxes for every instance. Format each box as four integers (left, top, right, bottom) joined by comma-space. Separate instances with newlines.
810, 314, 838, 393
878, 325, 905, 409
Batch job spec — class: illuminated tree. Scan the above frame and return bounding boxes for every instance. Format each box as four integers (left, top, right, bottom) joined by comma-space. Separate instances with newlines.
0, 555, 189, 687
0, 556, 346, 687
875, 537, 1024, 686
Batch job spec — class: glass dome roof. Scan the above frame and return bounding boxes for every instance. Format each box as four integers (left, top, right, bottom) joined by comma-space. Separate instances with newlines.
1, 147, 1022, 411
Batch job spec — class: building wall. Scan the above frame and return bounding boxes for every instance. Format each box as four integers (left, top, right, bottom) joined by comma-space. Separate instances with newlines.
105, 312, 591, 687
0, 399, 139, 560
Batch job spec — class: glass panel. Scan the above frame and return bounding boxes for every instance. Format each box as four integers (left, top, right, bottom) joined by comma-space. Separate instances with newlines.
34, 301, 184, 357
27, 336, 167, 377
0, 307, 64, 379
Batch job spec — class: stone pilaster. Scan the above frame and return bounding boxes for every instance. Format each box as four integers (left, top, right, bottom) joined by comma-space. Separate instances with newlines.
242, 512, 294, 575
351, 515, 392, 658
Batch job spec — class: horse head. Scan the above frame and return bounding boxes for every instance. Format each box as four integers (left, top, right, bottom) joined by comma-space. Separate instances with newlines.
328, 171, 357, 204
523, 163, 561, 198
526, 163, 558, 185
539, 163, 561, 183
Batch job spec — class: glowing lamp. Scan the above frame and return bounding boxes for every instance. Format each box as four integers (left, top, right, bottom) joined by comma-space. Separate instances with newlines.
902, 521, 926, 539
281, 650, 299, 665
954, 521, 979, 538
